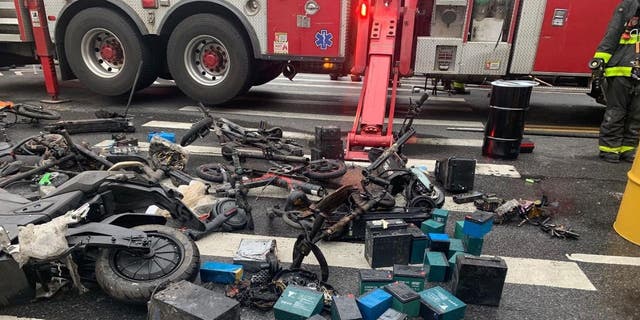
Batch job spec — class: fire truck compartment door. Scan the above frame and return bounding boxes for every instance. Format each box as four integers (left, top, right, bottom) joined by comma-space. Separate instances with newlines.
267, 0, 343, 57
533, 0, 619, 74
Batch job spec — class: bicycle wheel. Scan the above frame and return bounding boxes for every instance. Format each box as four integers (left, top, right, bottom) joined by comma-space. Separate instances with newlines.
13, 104, 61, 120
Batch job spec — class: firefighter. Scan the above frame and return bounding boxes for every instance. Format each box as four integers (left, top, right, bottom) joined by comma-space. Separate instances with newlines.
593, 0, 640, 163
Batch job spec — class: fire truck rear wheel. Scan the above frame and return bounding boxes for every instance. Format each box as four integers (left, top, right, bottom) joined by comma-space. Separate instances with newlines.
64, 7, 158, 96
167, 14, 252, 105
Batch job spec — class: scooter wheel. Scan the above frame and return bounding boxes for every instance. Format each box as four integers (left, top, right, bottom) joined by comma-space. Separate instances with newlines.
95, 224, 200, 304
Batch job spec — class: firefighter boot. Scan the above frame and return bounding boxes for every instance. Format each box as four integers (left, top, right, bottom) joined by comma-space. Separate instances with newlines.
621, 150, 636, 163
600, 151, 621, 163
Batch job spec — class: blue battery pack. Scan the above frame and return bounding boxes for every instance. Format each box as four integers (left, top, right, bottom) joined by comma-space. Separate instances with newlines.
200, 261, 243, 284
356, 288, 392, 320
148, 131, 176, 143
462, 210, 494, 238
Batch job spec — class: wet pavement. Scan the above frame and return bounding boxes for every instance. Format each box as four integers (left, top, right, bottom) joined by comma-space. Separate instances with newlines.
0, 69, 639, 319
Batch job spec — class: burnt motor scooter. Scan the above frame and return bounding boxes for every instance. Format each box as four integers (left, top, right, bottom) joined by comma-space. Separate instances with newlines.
0, 167, 205, 306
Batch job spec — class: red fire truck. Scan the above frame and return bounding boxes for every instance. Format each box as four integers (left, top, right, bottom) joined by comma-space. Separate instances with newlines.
0, 0, 621, 159
0, 0, 620, 102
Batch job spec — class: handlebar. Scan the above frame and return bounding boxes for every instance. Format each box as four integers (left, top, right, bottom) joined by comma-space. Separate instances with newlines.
364, 127, 415, 175
417, 93, 429, 107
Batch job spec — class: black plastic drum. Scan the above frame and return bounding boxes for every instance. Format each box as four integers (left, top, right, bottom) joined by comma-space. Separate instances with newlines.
482, 80, 538, 160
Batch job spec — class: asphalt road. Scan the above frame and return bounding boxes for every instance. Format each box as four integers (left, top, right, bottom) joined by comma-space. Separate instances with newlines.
0, 68, 639, 320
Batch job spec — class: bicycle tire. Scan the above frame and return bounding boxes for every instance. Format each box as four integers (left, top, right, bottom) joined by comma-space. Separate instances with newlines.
180, 117, 213, 146
13, 104, 61, 120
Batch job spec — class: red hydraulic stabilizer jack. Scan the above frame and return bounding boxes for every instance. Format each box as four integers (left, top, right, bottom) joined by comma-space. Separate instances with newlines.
345, 0, 418, 161
25, 0, 60, 101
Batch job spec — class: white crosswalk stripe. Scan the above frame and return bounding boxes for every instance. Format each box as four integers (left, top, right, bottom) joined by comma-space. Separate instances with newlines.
235, 96, 469, 110
196, 233, 597, 291
566, 254, 640, 266
142, 120, 484, 147
177, 106, 483, 128
97, 140, 520, 178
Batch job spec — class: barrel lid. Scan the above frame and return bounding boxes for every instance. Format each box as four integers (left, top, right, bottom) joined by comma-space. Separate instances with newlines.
491, 80, 539, 88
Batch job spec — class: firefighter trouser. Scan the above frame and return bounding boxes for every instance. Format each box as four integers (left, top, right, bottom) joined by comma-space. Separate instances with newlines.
600, 76, 640, 154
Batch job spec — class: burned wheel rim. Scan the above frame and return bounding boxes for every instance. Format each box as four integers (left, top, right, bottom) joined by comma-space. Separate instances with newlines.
304, 159, 347, 179
196, 163, 226, 182
81, 28, 126, 79
308, 160, 340, 173
184, 35, 231, 86
110, 232, 183, 281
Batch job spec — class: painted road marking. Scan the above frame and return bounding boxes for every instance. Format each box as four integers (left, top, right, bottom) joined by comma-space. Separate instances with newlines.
237, 95, 473, 112
250, 87, 420, 99
265, 81, 414, 92
267, 78, 460, 101
142, 120, 314, 140
103, 140, 519, 178
428, 96, 466, 103
0, 72, 3, 76
178, 106, 484, 128
13, 71, 22, 76
566, 254, 640, 266
197, 233, 597, 291
142, 120, 483, 147
499, 257, 596, 291
284, 74, 590, 96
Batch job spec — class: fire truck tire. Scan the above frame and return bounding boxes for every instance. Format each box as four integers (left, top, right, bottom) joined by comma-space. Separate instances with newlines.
167, 14, 251, 105
64, 8, 158, 96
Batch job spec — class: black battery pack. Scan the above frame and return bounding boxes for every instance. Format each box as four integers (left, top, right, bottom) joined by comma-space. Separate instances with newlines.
311, 126, 344, 160
435, 157, 476, 192
327, 208, 430, 241
365, 221, 412, 268
331, 296, 363, 320
148, 280, 240, 320
451, 255, 508, 306
384, 282, 421, 317
453, 191, 484, 204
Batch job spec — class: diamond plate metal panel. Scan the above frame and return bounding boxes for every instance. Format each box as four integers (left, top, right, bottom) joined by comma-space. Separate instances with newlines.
509, 0, 547, 74
414, 37, 463, 74
459, 42, 511, 75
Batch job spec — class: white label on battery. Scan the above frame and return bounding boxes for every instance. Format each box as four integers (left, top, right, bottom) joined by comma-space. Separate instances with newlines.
30, 10, 40, 27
